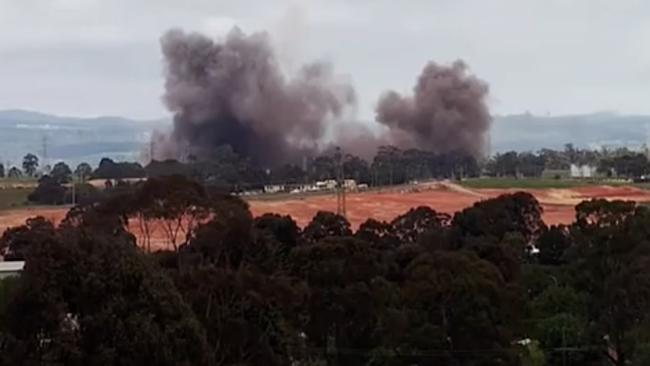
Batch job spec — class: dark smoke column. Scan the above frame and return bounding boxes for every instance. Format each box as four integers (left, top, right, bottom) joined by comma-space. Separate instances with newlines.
160, 28, 356, 166
376, 60, 491, 157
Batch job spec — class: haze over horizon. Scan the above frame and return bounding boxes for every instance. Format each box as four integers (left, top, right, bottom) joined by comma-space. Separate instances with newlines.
2, 0, 650, 120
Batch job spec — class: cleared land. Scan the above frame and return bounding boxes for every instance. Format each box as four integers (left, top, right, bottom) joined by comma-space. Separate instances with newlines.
0, 187, 32, 211
0, 179, 39, 211
3, 181, 650, 250
248, 182, 650, 227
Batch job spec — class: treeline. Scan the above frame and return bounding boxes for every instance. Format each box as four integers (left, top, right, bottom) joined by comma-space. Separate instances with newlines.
488, 144, 650, 178
1, 176, 650, 364
2, 146, 479, 187
12, 143, 650, 207
5, 144, 650, 185
143, 146, 480, 188
16, 146, 481, 206
140, 144, 650, 183
0, 154, 93, 182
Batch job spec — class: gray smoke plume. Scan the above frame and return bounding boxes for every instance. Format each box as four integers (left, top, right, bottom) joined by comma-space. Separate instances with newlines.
376, 60, 491, 157
160, 28, 491, 165
160, 28, 356, 165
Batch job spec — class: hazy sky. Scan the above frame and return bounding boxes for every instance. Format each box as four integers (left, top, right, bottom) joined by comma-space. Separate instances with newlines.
1, 0, 650, 120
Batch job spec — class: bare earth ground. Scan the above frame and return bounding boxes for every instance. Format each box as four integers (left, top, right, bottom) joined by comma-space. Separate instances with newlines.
2, 182, 650, 250
248, 182, 650, 228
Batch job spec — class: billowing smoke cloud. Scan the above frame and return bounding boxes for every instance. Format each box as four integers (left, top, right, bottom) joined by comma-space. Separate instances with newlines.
159, 28, 491, 165
160, 28, 356, 165
376, 60, 491, 157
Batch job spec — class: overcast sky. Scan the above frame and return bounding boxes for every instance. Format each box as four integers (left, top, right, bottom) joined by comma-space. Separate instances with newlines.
1, 0, 650, 120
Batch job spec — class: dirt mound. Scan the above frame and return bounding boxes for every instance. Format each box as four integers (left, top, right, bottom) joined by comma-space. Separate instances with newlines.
438, 181, 485, 197
395, 180, 485, 197
537, 189, 582, 205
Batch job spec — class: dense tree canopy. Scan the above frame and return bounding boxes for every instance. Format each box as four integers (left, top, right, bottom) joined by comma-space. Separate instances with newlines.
88, 145, 482, 191
0, 224, 209, 365
27, 175, 67, 205
2, 175, 650, 365
50, 161, 72, 184
21, 153, 38, 177
74, 162, 93, 182
92, 157, 145, 179
485, 145, 650, 179
7, 167, 22, 179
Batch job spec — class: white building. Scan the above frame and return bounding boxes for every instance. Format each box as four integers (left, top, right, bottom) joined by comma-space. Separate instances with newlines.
570, 164, 596, 178
263, 184, 285, 194
315, 180, 337, 190
0, 261, 24, 279
343, 179, 358, 191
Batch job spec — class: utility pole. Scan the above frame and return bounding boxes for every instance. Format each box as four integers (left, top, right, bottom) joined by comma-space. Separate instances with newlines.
645, 123, 650, 160
486, 129, 492, 158
71, 173, 76, 206
335, 147, 346, 217
41, 134, 48, 172
149, 139, 155, 163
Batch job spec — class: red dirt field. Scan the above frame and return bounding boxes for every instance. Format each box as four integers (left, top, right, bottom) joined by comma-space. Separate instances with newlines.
248, 183, 650, 228
2, 183, 650, 250
0, 206, 68, 233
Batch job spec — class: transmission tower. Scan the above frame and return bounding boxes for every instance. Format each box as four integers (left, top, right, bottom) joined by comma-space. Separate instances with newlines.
645, 123, 650, 159
149, 139, 156, 163
335, 147, 346, 217
41, 134, 49, 173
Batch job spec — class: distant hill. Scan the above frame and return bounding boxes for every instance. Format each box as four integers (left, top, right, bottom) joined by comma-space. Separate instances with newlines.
0, 109, 170, 169
1, 110, 649, 169
491, 112, 650, 153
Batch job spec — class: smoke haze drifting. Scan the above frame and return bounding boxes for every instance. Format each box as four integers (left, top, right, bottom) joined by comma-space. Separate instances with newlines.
160, 28, 491, 165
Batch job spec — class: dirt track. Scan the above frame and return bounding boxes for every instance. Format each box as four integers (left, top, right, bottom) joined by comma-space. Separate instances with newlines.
3, 183, 650, 245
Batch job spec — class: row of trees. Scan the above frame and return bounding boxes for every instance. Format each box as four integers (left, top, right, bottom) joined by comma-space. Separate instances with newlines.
144, 146, 480, 188
0, 153, 41, 179
8, 142, 650, 183
1, 176, 650, 364
5, 145, 478, 187
0, 157, 92, 182
15, 146, 482, 207
0, 164, 22, 179
488, 144, 650, 178
13, 142, 650, 208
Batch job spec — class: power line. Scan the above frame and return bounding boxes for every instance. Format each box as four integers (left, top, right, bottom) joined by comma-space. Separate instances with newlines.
41, 134, 48, 169
149, 139, 155, 163
334, 147, 346, 217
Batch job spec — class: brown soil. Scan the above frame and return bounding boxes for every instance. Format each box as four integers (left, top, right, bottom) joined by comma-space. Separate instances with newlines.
248, 184, 650, 228
3, 184, 650, 249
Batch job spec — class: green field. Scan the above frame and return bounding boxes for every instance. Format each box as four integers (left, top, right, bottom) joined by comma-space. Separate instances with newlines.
460, 177, 622, 189
0, 187, 31, 210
